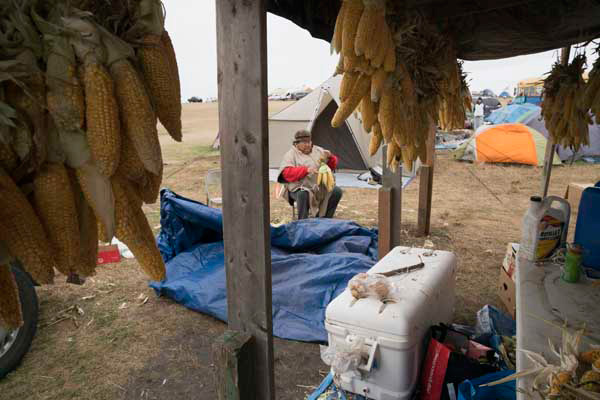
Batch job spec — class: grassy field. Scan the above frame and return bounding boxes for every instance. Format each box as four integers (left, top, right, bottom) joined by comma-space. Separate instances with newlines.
1, 102, 599, 399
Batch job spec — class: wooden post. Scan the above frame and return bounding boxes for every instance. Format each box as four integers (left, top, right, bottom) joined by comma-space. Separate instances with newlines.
378, 144, 403, 259
417, 122, 436, 236
541, 46, 570, 198
215, 1, 275, 399
213, 331, 254, 400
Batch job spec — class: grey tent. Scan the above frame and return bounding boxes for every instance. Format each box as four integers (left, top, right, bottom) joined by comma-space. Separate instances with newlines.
268, 75, 381, 172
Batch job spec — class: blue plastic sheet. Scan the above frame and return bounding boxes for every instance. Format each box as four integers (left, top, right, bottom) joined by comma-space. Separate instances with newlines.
151, 190, 379, 342
457, 370, 516, 400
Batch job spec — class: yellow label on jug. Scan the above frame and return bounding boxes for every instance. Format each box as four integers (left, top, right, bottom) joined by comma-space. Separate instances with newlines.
536, 215, 563, 260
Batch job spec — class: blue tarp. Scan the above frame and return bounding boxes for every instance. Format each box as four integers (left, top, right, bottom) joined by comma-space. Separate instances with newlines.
151, 189, 379, 342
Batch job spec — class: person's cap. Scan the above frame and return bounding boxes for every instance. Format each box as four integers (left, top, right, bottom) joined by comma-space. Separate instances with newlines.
294, 130, 311, 142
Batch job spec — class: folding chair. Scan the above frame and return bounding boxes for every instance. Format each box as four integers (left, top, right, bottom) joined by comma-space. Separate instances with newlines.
205, 169, 223, 207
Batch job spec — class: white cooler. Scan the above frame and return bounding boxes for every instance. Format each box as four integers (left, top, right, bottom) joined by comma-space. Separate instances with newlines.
324, 246, 457, 400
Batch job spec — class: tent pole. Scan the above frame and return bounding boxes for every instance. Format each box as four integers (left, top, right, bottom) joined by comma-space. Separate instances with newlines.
541, 46, 571, 198
215, 0, 275, 398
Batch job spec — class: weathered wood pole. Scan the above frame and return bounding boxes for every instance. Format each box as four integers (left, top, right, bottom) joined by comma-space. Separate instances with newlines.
215, 0, 275, 399
417, 122, 436, 236
378, 144, 403, 259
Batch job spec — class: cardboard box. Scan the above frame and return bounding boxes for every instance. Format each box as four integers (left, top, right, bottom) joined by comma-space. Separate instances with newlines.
97, 244, 120, 265
502, 243, 519, 282
498, 267, 516, 319
565, 182, 595, 211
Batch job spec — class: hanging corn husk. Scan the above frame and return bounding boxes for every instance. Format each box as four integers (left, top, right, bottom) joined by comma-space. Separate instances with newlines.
329, 1, 471, 171
541, 54, 590, 152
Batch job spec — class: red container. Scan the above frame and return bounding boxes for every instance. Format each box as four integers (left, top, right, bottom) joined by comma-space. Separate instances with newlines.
97, 244, 121, 265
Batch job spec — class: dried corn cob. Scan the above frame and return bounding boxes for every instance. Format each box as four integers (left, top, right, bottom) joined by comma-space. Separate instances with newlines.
369, 122, 383, 156
111, 59, 162, 176
371, 23, 390, 69
549, 371, 571, 396
81, 62, 121, 177
360, 94, 377, 132
138, 34, 182, 142
332, 74, 371, 128
136, 165, 163, 204
581, 370, 600, 393
332, 1, 347, 53
340, 71, 359, 102
112, 176, 165, 281
371, 68, 387, 102
33, 163, 80, 276
378, 86, 395, 143
355, 2, 379, 57
342, 0, 364, 58
383, 42, 397, 73
0, 264, 22, 329
364, 12, 386, 61
66, 168, 98, 277
581, 350, 600, 364
0, 168, 54, 284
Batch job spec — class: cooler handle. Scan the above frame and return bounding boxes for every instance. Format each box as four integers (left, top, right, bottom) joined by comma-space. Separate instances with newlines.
345, 335, 379, 373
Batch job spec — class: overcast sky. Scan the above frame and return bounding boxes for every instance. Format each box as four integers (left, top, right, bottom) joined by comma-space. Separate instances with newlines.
163, 1, 597, 100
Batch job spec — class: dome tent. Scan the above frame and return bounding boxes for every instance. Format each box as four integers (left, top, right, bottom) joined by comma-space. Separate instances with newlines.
453, 124, 561, 166
488, 104, 600, 160
268, 75, 381, 171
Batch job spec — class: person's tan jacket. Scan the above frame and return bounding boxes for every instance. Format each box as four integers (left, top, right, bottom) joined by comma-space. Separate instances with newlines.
278, 145, 332, 217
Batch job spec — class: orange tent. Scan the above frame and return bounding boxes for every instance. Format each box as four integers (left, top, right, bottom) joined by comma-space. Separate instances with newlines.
453, 124, 561, 166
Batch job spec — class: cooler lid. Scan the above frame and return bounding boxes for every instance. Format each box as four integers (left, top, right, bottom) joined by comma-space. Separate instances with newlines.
325, 247, 456, 339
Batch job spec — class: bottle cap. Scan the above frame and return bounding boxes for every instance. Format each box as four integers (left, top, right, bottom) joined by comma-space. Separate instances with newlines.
530, 196, 542, 202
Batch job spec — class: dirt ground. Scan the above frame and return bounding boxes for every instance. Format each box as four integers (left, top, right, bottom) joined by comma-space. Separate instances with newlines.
1, 102, 598, 399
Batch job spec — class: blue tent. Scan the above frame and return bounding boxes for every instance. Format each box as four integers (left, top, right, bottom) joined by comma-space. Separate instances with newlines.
151, 190, 379, 342
499, 91, 511, 98
486, 103, 538, 125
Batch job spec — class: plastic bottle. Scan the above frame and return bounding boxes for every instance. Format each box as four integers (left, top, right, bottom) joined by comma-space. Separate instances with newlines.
520, 196, 543, 262
562, 243, 583, 283
519, 196, 571, 263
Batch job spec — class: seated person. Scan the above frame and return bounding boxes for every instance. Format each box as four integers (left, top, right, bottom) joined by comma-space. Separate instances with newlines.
277, 130, 342, 219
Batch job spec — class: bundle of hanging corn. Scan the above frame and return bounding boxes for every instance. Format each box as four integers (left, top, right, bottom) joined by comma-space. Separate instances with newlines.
541, 54, 590, 151
584, 49, 600, 123
0, 0, 180, 328
330, 0, 471, 171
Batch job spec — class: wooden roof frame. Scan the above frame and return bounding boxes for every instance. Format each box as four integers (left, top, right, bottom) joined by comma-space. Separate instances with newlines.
212, 1, 577, 398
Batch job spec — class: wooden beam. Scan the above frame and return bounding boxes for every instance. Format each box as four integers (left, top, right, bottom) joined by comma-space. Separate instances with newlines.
417, 122, 436, 236
417, 166, 434, 236
378, 187, 392, 259
215, 1, 275, 399
541, 46, 571, 198
213, 331, 254, 400
379, 145, 403, 259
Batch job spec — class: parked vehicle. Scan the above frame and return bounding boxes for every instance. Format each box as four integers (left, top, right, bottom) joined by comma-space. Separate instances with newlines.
289, 91, 309, 100
187, 96, 203, 103
0, 262, 38, 379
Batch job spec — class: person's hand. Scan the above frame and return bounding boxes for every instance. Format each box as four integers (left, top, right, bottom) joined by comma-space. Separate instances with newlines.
323, 150, 331, 158
307, 167, 317, 175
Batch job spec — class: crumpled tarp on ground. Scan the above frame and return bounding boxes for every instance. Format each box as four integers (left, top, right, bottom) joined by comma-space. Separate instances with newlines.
151, 189, 378, 342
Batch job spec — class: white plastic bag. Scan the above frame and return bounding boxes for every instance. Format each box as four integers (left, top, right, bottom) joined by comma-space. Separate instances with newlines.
348, 273, 396, 301
320, 336, 366, 377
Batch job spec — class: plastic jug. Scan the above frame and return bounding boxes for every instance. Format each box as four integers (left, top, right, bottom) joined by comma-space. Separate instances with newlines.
574, 186, 600, 270
519, 195, 571, 262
